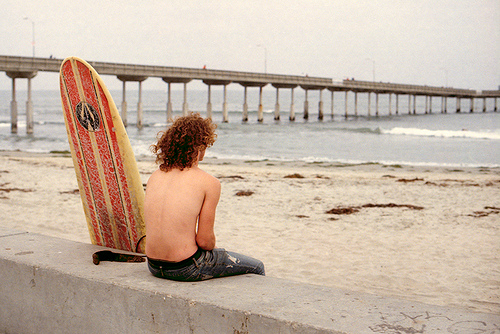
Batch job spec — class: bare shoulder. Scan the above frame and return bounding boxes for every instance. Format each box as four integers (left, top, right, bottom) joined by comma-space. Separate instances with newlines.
149, 168, 164, 179
146, 169, 166, 186
196, 168, 221, 188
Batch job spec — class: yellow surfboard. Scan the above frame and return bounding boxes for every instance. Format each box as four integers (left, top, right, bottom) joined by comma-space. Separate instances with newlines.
59, 57, 146, 253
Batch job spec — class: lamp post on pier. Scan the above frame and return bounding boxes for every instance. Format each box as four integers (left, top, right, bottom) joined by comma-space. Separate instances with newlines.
23, 17, 35, 58
440, 67, 449, 87
256, 44, 267, 74
365, 58, 375, 82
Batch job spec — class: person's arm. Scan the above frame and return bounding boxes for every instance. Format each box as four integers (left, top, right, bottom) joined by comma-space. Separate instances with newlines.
195, 177, 221, 250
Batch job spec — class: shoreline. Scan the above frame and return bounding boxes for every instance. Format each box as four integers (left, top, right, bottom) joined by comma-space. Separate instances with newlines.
3, 148, 499, 171
1, 150, 499, 314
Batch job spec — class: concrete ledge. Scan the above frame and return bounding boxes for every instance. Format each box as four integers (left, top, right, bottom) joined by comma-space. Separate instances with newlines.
1, 227, 498, 334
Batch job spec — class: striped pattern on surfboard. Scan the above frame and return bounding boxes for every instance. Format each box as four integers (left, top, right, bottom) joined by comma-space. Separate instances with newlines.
59, 57, 145, 253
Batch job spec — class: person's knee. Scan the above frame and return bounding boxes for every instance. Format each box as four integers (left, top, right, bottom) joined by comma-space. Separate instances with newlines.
255, 261, 265, 276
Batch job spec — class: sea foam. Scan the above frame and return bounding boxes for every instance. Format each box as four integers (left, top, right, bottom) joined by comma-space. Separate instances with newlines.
383, 127, 500, 140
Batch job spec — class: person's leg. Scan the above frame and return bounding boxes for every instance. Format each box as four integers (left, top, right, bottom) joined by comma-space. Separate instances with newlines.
225, 250, 265, 275
197, 248, 265, 279
147, 248, 265, 281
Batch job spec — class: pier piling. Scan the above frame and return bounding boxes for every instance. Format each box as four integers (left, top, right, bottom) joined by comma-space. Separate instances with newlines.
272, 84, 298, 122
258, 86, 264, 123
303, 90, 309, 120
167, 83, 173, 122
203, 79, 231, 122
367, 92, 371, 117
354, 92, 358, 117
330, 91, 334, 120
206, 85, 212, 120
162, 77, 192, 122
182, 83, 188, 116
344, 91, 348, 119
275, 88, 280, 121
137, 81, 143, 129
388, 93, 392, 116
121, 81, 127, 126
290, 88, 296, 121
237, 82, 267, 122
26, 78, 33, 134
318, 90, 324, 120
6, 70, 37, 133
395, 94, 399, 115
242, 86, 248, 122
10, 78, 17, 134
117, 75, 147, 128
223, 85, 228, 122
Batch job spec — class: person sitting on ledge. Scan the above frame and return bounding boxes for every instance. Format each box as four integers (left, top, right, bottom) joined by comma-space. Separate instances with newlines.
145, 113, 265, 281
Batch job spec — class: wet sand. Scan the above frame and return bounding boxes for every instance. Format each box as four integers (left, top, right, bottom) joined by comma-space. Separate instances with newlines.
1, 151, 499, 314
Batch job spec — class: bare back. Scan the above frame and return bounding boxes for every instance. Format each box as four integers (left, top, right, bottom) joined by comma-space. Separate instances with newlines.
144, 166, 221, 262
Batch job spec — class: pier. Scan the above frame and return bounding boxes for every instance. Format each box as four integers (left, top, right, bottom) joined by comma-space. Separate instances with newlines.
1, 55, 498, 133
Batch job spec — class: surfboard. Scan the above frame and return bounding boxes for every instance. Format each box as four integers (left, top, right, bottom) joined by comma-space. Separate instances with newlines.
59, 56, 146, 253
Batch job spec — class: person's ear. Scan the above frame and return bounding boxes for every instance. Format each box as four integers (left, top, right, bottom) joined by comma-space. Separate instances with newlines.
198, 149, 206, 162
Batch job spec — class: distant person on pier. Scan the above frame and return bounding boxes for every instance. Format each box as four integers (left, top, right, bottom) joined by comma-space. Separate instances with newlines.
145, 113, 265, 281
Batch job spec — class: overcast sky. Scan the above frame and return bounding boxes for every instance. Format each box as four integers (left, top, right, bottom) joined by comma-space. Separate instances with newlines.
1, 0, 499, 91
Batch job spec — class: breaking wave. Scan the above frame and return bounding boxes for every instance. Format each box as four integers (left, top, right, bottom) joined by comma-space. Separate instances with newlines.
382, 127, 500, 140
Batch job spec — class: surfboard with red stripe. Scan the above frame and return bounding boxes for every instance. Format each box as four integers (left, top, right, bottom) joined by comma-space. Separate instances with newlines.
59, 56, 146, 253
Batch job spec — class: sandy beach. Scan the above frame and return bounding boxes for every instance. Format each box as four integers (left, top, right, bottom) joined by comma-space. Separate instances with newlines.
1, 150, 499, 314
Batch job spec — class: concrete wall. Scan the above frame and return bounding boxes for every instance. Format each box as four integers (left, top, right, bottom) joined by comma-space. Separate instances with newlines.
1, 227, 498, 334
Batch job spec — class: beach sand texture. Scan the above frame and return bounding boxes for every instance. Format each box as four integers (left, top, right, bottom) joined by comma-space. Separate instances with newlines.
1, 151, 499, 314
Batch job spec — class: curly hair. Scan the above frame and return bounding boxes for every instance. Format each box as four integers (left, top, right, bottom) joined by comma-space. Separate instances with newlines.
151, 113, 217, 171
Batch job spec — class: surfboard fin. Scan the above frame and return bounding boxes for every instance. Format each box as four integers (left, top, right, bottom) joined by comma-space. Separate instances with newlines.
92, 250, 145, 265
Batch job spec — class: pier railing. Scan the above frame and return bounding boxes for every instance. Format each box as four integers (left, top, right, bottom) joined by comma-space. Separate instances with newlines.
340, 79, 477, 97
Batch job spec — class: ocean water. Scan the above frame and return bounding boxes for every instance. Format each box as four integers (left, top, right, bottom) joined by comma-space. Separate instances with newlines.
0, 89, 499, 167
